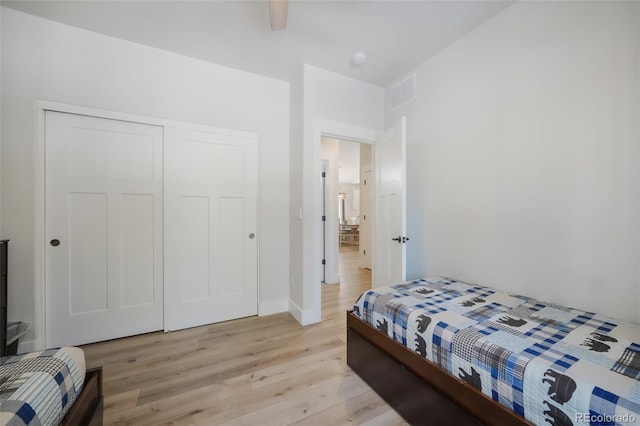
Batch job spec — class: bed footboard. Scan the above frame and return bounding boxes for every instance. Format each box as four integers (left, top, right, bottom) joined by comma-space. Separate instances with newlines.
346, 311, 529, 426
62, 366, 104, 426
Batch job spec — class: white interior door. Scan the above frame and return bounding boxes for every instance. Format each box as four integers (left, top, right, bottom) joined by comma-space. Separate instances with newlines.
45, 111, 164, 347
164, 127, 258, 331
374, 117, 407, 288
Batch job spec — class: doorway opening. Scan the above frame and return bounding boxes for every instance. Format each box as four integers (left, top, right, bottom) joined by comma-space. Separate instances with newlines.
320, 136, 373, 312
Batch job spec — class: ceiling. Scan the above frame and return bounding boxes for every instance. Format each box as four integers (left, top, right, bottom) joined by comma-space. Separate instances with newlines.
1, 0, 514, 87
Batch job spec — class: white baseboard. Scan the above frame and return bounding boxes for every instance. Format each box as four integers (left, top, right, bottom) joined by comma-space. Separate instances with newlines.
323, 272, 340, 285
288, 300, 321, 326
258, 299, 289, 316
17, 338, 43, 354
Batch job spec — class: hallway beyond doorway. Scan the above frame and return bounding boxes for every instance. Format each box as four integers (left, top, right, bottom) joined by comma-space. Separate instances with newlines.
321, 245, 372, 321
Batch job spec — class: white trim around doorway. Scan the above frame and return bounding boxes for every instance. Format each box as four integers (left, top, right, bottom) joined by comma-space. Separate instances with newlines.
305, 118, 378, 324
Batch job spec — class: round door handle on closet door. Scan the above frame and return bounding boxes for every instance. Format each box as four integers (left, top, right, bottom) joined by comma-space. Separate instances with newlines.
249, 233, 255, 239
50, 239, 61, 247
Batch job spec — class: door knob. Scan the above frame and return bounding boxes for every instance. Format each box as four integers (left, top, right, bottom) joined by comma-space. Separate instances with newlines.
249, 233, 255, 239
391, 236, 402, 243
50, 239, 61, 247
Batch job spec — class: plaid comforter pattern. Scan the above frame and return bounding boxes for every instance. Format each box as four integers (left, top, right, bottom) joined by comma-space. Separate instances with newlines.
354, 277, 640, 425
0, 348, 83, 425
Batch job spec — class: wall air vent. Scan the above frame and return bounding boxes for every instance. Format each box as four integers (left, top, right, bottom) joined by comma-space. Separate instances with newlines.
389, 73, 417, 111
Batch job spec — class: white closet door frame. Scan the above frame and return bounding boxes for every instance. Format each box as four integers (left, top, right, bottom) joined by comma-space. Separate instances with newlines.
33, 101, 260, 351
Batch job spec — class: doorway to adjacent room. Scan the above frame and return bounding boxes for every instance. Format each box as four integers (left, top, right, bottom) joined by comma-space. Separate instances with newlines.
320, 137, 373, 306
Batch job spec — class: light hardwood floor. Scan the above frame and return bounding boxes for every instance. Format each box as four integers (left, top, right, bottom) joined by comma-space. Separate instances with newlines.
82, 246, 408, 425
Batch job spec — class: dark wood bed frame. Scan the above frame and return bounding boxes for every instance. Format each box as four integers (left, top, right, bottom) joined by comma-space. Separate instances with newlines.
346, 311, 532, 426
61, 366, 104, 426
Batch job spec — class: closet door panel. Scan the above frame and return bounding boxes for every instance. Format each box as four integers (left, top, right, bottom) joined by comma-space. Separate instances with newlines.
46, 111, 163, 347
179, 195, 211, 302
164, 127, 258, 331
120, 194, 156, 307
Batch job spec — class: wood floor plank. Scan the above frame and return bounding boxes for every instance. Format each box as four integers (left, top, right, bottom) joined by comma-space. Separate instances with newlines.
217, 370, 369, 426
102, 325, 340, 395
248, 346, 345, 389
82, 326, 209, 366
103, 389, 140, 416
133, 335, 345, 406
289, 389, 393, 426
163, 362, 347, 425
105, 375, 251, 426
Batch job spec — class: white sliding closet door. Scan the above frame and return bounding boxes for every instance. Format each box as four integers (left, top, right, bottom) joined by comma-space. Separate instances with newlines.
45, 111, 164, 347
164, 127, 258, 331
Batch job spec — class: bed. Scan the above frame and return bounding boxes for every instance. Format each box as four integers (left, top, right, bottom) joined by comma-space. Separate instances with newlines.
0, 347, 103, 425
347, 277, 640, 425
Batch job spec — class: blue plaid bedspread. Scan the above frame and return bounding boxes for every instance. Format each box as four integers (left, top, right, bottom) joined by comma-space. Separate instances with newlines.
0, 348, 84, 425
353, 277, 640, 426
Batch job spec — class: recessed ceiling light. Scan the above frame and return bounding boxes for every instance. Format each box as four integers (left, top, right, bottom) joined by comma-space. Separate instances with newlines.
352, 51, 367, 66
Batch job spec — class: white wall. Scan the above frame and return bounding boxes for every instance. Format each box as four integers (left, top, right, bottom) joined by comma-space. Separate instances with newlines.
388, 1, 640, 323
338, 139, 361, 185
288, 64, 383, 324
1, 7, 290, 349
